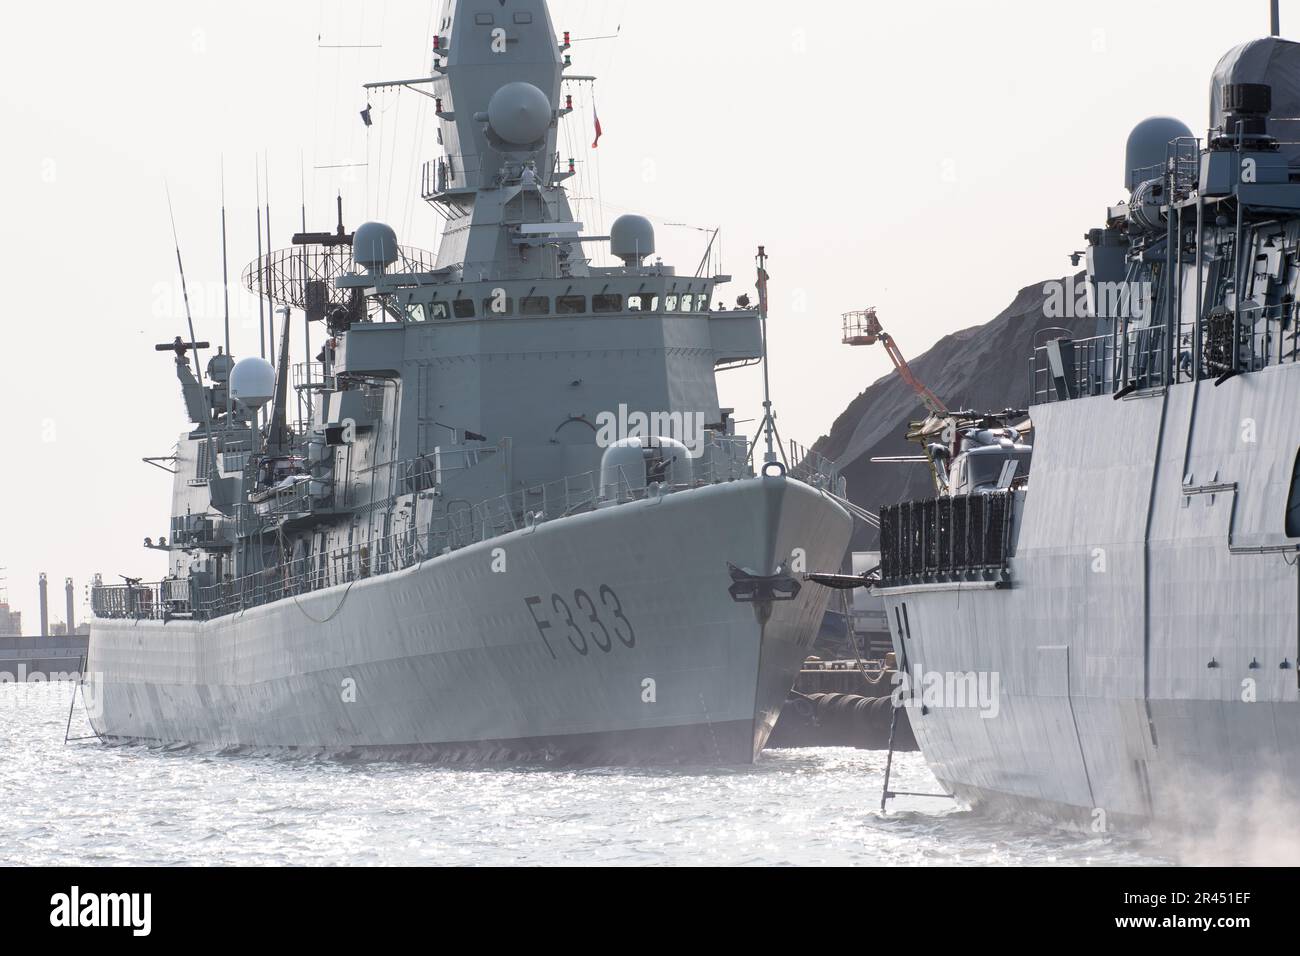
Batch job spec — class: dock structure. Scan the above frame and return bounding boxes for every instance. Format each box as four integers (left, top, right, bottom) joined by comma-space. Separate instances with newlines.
0, 572, 90, 680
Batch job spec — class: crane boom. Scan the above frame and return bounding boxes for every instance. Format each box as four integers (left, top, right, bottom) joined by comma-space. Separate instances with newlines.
841, 308, 948, 416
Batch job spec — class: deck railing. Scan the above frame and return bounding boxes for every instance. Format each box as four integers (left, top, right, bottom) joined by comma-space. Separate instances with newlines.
94, 433, 769, 622
1030, 303, 1300, 404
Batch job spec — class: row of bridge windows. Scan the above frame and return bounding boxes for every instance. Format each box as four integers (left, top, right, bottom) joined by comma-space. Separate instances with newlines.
405, 292, 713, 322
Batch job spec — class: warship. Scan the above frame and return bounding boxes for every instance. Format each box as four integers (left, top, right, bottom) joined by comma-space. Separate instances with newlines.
863, 3, 1300, 824
85, 0, 852, 763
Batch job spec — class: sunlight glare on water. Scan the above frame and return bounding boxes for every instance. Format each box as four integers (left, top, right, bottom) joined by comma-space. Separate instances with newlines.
0, 683, 1174, 866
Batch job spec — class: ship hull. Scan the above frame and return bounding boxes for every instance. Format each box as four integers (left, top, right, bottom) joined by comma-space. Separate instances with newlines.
880, 367, 1300, 827
87, 476, 851, 764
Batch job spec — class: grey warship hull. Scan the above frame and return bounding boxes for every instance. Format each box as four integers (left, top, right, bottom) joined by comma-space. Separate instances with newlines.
869, 27, 1300, 828
880, 375, 1300, 823
89, 477, 850, 763
89, 0, 854, 765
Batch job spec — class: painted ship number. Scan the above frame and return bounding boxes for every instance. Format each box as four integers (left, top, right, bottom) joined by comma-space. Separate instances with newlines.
524, 586, 635, 659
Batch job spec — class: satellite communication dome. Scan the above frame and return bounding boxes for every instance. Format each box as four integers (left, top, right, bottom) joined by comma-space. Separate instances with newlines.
610, 214, 656, 266
353, 221, 399, 273
487, 81, 552, 146
230, 357, 276, 410
1124, 116, 1193, 192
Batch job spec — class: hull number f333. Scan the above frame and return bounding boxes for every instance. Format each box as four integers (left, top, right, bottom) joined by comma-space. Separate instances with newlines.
524, 586, 636, 659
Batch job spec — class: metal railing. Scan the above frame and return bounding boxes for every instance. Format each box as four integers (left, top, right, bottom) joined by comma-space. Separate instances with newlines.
198, 458, 745, 620
1127, 135, 1200, 197
878, 492, 1015, 586
1030, 303, 1300, 404
96, 434, 766, 622
788, 440, 841, 490
91, 579, 193, 621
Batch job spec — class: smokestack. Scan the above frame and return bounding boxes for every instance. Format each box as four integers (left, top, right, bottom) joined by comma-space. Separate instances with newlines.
1273, 0, 1281, 36
38, 572, 48, 638
65, 577, 75, 635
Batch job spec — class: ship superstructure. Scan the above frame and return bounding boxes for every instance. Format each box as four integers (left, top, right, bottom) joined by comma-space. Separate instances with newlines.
869, 19, 1300, 823
86, 0, 852, 763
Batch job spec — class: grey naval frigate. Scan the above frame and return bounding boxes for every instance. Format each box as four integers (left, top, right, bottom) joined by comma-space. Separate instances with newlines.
86, 0, 852, 763
863, 6, 1300, 825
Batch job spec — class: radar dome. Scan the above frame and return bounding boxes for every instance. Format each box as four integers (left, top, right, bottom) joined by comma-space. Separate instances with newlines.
610, 214, 656, 266
353, 221, 399, 273
1124, 116, 1193, 192
487, 82, 552, 146
230, 357, 276, 410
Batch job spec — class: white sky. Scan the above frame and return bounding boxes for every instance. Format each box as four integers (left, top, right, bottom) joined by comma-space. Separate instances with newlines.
0, 0, 1286, 626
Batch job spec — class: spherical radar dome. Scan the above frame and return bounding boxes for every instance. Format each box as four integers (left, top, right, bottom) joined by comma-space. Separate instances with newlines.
353, 221, 399, 273
610, 214, 656, 266
1124, 116, 1193, 192
487, 82, 552, 146
230, 357, 276, 410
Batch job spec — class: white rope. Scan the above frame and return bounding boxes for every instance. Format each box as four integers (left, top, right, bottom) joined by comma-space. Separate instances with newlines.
820, 487, 880, 529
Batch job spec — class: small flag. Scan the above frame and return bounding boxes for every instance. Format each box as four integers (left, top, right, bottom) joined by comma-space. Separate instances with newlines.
592, 98, 603, 149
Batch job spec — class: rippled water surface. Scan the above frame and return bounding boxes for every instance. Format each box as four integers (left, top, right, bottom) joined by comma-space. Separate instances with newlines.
1, 683, 1181, 866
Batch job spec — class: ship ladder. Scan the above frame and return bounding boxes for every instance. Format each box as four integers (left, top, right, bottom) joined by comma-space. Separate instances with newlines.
63, 655, 103, 744
878, 635, 953, 812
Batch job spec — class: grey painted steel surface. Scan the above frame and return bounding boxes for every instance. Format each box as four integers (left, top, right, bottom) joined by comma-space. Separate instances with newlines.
87, 0, 851, 763
878, 33, 1300, 824
883, 378, 1300, 821
89, 478, 849, 762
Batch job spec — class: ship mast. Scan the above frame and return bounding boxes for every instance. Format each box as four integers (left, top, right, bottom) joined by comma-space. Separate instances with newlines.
754, 246, 787, 474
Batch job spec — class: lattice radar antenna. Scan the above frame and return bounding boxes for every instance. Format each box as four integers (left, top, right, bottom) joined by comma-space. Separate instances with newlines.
241, 242, 438, 314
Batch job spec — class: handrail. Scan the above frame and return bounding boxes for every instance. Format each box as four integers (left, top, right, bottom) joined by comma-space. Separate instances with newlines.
1030, 302, 1300, 405
93, 432, 781, 623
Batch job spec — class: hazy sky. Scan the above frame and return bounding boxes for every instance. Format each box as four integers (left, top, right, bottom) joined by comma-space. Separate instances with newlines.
0, 0, 1286, 625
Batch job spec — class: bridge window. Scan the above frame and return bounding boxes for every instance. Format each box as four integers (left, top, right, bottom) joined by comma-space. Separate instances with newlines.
679, 295, 694, 313
664, 294, 679, 311
406, 304, 429, 323
520, 296, 550, 316
593, 294, 622, 314
1287, 447, 1300, 537
696, 294, 710, 312
628, 294, 659, 312
452, 299, 476, 319
429, 302, 450, 321
556, 295, 587, 314
483, 295, 513, 317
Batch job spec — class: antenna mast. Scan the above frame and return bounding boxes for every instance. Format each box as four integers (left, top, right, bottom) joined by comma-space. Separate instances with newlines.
165, 184, 220, 483
1272, 0, 1281, 36
220, 159, 232, 422
752, 246, 788, 473
256, 162, 266, 361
